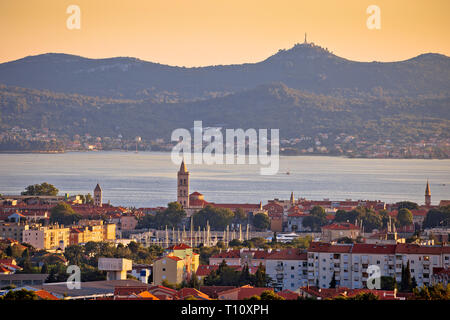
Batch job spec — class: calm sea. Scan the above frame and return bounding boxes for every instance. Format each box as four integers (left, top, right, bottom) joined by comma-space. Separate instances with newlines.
0, 151, 449, 208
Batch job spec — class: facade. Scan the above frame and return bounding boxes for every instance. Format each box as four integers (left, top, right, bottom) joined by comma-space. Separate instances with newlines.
152, 244, 199, 285
265, 249, 308, 291
98, 257, 132, 281
0, 222, 31, 242
22, 225, 71, 250
307, 242, 450, 289
22, 221, 115, 250
321, 222, 361, 242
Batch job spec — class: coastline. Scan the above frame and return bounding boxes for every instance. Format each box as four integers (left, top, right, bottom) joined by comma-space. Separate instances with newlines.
0, 149, 448, 160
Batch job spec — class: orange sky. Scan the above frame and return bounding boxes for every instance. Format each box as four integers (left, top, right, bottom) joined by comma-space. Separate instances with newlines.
0, 0, 449, 66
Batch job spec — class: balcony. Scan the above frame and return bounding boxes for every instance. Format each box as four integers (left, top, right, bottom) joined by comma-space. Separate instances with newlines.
275, 265, 284, 272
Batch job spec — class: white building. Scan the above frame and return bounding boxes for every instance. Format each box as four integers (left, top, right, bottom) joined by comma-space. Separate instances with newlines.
265, 248, 308, 291
307, 242, 450, 289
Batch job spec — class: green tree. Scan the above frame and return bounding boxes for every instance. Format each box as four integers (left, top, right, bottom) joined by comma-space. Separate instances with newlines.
50, 202, 81, 225
380, 276, 397, 290
396, 201, 419, 210
153, 202, 187, 229
21, 182, 59, 196
400, 261, 413, 292
329, 272, 337, 289
193, 205, 234, 231
254, 263, 268, 287
423, 207, 450, 229
253, 213, 270, 231
397, 208, 413, 227
234, 208, 247, 224
260, 290, 285, 300
1, 289, 39, 300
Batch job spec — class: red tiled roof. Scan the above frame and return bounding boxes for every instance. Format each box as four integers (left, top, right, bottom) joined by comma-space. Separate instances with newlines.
322, 222, 359, 230
218, 285, 274, 300
199, 286, 236, 299
352, 244, 396, 254
395, 243, 447, 255
266, 249, 307, 260
308, 242, 353, 253
167, 243, 192, 250
167, 256, 183, 262
34, 290, 59, 300
177, 288, 211, 300
211, 250, 241, 259
0, 266, 11, 273
277, 290, 301, 300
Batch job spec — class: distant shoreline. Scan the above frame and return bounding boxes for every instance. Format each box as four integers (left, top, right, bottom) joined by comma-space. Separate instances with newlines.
0, 149, 449, 160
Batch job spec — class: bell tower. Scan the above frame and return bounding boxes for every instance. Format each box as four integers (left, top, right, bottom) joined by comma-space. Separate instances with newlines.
425, 180, 431, 207
94, 183, 102, 207
177, 160, 190, 208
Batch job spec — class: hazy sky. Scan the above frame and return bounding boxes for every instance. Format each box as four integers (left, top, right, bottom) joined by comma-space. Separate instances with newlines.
0, 0, 449, 66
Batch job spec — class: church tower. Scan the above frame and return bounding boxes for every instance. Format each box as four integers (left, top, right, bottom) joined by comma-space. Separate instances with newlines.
94, 183, 102, 207
290, 192, 295, 206
425, 180, 431, 207
177, 160, 190, 208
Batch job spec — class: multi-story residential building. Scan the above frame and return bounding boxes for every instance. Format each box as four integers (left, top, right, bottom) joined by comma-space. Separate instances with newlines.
22, 224, 71, 250
0, 222, 31, 242
22, 221, 116, 250
307, 242, 450, 290
152, 244, 199, 285
265, 248, 308, 291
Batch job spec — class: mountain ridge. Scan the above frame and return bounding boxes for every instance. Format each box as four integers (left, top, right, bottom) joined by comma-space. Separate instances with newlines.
0, 43, 449, 100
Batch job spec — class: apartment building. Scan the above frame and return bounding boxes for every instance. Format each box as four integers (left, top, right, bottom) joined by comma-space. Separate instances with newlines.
307, 242, 450, 289
152, 244, 199, 286
0, 222, 31, 242
22, 221, 116, 250
23, 224, 71, 250
265, 248, 308, 291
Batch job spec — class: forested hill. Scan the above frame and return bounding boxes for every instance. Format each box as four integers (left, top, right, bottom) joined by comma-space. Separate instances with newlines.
0, 43, 449, 100
1, 83, 448, 142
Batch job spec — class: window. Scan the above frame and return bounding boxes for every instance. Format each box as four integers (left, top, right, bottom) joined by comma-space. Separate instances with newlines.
291, 266, 294, 270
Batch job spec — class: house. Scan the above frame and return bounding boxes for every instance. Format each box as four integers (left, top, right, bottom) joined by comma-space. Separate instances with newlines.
321, 222, 360, 242
209, 248, 272, 267
198, 286, 236, 299
176, 287, 211, 300
286, 212, 309, 232
217, 285, 274, 300
276, 289, 301, 300
152, 244, 199, 285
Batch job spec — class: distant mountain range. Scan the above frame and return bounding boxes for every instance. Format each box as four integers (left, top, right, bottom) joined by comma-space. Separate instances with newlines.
0, 42, 449, 143
0, 43, 449, 100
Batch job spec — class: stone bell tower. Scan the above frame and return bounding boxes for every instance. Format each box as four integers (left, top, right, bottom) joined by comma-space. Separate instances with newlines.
177, 160, 189, 208
94, 183, 102, 207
